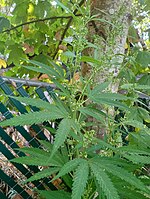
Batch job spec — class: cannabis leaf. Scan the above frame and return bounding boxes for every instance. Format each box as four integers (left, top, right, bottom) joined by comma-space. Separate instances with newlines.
25, 167, 60, 183
38, 190, 71, 199
100, 163, 148, 193
72, 160, 89, 199
89, 162, 120, 199
0, 110, 64, 127
11, 147, 64, 166
6, 95, 54, 110
11, 156, 60, 166
123, 153, 150, 164
51, 158, 83, 182
79, 107, 106, 122
50, 118, 72, 158
22, 59, 62, 79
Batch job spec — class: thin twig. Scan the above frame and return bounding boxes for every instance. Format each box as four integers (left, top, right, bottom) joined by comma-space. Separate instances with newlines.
2, 14, 82, 33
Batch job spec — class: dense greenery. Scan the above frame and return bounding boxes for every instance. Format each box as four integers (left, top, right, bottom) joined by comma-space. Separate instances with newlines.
0, 0, 150, 199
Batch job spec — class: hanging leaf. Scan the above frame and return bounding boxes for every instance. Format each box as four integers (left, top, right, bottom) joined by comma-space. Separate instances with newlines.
0, 17, 10, 32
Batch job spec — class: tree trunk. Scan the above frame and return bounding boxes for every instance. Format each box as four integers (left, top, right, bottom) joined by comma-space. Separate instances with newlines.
82, 0, 132, 85
82, 0, 132, 137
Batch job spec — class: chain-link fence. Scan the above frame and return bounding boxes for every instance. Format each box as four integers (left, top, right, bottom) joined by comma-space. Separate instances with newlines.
0, 76, 57, 199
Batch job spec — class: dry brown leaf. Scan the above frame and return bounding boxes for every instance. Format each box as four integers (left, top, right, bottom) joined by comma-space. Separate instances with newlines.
39, 74, 49, 80
23, 43, 34, 54
55, 30, 62, 41
59, 45, 67, 51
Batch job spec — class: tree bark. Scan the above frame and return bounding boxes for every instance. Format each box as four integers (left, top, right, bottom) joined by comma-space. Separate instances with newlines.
82, 0, 132, 137
82, 0, 132, 85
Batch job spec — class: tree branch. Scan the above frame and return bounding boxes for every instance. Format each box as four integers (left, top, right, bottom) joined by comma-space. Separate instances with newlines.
53, 0, 85, 59
2, 14, 82, 33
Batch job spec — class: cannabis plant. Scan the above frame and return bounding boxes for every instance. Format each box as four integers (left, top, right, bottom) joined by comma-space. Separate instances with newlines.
1, 59, 150, 199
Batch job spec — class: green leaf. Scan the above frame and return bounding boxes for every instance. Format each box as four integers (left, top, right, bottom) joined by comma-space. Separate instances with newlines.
87, 138, 116, 153
124, 120, 149, 132
138, 107, 150, 121
124, 154, 150, 164
97, 161, 148, 193
0, 110, 64, 127
70, 120, 81, 134
128, 25, 139, 43
9, 95, 69, 118
119, 146, 150, 156
135, 84, 150, 90
89, 82, 110, 96
8, 45, 26, 65
25, 167, 60, 183
51, 118, 72, 157
11, 156, 60, 166
128, 132, 150, 148
21, 65, 51, 76
89, 162, 120, 199
89, 92, 129, 101
53, 95, 70, 117
48, 60, 64, 78
14, 147, 64, 166
6, 95, 53, 110
90, 96, 129, 110
138, 0, 150, 11
23, 59, 61, 79
38, 190, 71, 199
113, 179, 148, 199
34, 1, 51, 18
38, 140, 53, 152
0, 17, 10, 32
136, 51, 150, 68
138, 74, 150, 86
51, 158, 83, 182
53, 79, 70, 97
63, 51, 76, 58
80, 56, 101, 65
72, 160, 89, 199
38, 140, 66, 164
79, 107, 106, 122
55, 0, 72, 14
15, 147, 50, 158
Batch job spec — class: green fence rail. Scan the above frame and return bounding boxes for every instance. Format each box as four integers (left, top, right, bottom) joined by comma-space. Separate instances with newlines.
0, 76, 57, 199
